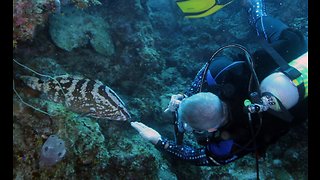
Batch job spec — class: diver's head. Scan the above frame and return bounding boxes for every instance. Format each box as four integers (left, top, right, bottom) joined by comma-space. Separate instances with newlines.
177, 92, 228, 133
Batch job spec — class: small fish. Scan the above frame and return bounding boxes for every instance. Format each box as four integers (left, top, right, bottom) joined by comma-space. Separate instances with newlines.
20, 75, 131, 121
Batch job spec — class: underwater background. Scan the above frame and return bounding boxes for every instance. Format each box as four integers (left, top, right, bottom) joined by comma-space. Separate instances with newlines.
13, 0, 308, 179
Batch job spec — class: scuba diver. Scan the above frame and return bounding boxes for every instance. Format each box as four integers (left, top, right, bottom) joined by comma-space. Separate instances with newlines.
131, 0, 308, 174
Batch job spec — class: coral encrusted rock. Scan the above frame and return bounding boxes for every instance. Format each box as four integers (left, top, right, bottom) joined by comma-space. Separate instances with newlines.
49, 6, 115, 56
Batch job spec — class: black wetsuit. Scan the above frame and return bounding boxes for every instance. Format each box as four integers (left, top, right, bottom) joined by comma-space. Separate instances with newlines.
155, 16, 307, 166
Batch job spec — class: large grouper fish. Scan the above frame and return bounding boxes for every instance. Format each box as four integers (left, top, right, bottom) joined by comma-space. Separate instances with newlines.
19, 75, 131, 121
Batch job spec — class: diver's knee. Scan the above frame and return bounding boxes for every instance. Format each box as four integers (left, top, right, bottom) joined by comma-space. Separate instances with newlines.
280, 28, 306, 46
278, 28, 307, 59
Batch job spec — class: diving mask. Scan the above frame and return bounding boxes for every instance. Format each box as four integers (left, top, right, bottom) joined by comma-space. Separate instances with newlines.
178, 115, 220, 145
176, 111, 193, 133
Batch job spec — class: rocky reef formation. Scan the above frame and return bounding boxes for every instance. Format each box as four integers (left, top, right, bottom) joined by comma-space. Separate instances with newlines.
13, 90, 175, 179
49, 6, 115, 56
13, 0, 103, 48
13, 0, 56, 48
13, 0, 308, 179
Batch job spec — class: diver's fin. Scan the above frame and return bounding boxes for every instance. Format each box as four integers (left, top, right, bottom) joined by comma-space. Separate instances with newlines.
176, 0, 216, 13
176, 0, 234, 18
185, 3, 229, 18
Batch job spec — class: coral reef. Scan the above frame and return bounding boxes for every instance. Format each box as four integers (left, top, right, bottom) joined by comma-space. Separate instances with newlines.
13, 93, 108, 179
13, 0, 57, 47
12, 93, 171, 179
13, 0, 102, 48
49, 6, 115, 56
70, 0, 102, 9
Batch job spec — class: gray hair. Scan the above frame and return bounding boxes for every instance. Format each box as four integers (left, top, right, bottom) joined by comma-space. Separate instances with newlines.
177, 92, 227, 130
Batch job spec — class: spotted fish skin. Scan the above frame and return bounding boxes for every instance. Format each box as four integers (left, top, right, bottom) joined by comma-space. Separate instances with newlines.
20, 75, 131, 121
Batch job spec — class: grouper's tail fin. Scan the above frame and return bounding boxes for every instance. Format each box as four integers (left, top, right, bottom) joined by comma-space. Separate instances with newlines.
13, 58, 67, 95
19, 75, 44, 92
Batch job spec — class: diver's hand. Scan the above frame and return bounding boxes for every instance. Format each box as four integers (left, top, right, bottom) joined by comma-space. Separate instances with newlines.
130, 122, 161, 145
164, 94, 185, 113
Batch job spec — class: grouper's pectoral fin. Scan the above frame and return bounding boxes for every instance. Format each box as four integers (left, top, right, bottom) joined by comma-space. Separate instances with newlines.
77, 109, 97, 118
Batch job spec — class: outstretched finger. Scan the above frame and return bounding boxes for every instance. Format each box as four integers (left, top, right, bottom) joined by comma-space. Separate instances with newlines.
131, 122, 149, 131
130, 122, 143, 132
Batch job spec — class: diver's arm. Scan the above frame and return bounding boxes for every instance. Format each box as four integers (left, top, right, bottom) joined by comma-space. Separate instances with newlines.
155, 138, 221, 166
184, 64, 207, 97
156, 138, 246, 166
131, 121, 220, 166
131, 122, 245, 166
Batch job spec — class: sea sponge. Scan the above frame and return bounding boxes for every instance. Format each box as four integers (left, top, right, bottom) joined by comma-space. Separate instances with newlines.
39, 135, 66, 168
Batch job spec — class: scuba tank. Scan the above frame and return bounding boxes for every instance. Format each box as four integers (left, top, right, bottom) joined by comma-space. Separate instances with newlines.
260, 52, 308, 110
